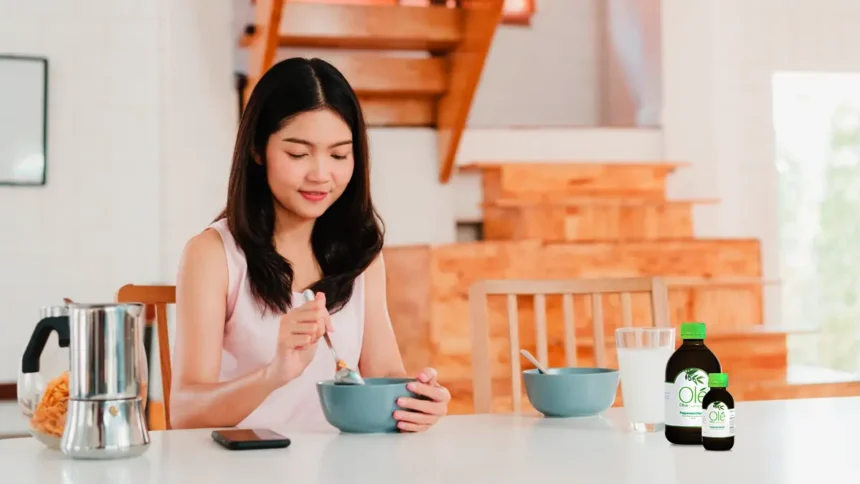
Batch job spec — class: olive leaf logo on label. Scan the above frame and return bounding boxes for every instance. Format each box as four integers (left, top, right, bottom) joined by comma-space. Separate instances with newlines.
707, 401, 729, 425
683, 368, 705, 385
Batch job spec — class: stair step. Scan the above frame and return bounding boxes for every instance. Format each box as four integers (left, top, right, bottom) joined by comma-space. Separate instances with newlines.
324, 54, 447, 96
425, 239, 762, 351
429, 283, 769, 354
424, 239, 761, 290
463, 162, 689, 203
392, 282, 770, 377
359, 97, 435, 126
279, 2, 462, 51
384, 240, 765, 376
537, 239, 760, 278
242, 73, 437, 126
483, 199, 719, 242
488, 197, 720, 208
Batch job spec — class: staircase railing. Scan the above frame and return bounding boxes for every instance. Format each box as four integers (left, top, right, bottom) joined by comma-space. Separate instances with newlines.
245, 0, 284, 105
435, 0, 505, 183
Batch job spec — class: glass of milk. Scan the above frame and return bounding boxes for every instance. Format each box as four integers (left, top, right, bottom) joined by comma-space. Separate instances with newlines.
615, 327, 675, 432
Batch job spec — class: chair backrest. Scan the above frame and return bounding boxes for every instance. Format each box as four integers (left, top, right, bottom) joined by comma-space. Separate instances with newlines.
468, 277, 670, 414
116, 284, 176, 430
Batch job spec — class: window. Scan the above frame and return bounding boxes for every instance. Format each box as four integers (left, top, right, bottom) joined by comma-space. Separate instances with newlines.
773, 72, 860, 379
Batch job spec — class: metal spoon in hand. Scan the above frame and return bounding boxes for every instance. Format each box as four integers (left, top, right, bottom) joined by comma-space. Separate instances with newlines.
301, 290, 364, 385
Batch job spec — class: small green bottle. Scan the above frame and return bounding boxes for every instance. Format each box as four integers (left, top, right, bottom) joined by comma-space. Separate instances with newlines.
701, 372, 735, 451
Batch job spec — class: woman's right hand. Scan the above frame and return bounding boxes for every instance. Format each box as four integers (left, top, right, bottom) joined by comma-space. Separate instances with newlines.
265, 292, 333, 387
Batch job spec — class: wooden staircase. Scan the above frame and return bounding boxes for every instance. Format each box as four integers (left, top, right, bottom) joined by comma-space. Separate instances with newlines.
240, 0, 505, 182
382, 162, 860, 414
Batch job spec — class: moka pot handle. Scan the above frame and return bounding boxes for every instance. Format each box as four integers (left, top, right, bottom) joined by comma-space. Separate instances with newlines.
21, 316, 70, 374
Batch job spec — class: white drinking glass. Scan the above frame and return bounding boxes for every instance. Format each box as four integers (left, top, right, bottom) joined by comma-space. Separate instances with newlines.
615, 327, 676, 432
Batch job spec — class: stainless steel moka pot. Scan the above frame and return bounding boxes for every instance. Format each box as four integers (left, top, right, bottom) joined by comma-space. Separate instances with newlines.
20, 302, 150, 459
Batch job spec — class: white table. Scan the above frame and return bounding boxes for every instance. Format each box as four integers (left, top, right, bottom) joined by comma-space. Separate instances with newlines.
2, 397, 859, 483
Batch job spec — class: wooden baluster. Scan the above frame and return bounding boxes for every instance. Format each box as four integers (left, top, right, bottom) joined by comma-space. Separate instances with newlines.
562, 294, 577, 366
155, 303, 172, 430
143, 305, 155, 427
650, 277, 670, 327
534, 294, 548, 367
469, 283, 492, 414
592, 294, 607, 367
620, 292, 633, 328
245, 0, 284, 105
507, 294, 521, 413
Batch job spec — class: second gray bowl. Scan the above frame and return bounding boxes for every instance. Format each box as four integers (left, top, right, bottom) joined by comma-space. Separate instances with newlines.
523, 367, 619, 418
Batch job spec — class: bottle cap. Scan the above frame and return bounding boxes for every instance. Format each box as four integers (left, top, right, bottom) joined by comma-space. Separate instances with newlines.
680, 322, 706, 340
708, 373, 728, 388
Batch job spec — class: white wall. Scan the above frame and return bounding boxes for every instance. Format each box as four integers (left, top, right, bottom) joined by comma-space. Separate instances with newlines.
368, 129, 455, 245
466, 0, 602, 127
602, 0, 662, 127
157, 0, 237, 279
453, 128, 665, 222
369, 127, 665, 244
0, 1, 162, 382
662, 0, 860, 328
0, 0, 235, 383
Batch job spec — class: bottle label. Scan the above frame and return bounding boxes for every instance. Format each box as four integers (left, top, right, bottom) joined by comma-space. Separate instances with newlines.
702, 401, 735, 438
664, 368, 710, 426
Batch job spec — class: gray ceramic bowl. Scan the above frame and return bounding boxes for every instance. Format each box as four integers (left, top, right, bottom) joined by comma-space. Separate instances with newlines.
523, 367, 619, 417
317, 377, 424, 433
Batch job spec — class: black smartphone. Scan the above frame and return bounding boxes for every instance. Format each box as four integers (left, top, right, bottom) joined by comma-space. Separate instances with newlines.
211, 428, 292, 451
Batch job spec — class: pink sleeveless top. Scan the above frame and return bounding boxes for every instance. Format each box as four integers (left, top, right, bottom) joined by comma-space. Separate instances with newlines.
208, 219, 365, 432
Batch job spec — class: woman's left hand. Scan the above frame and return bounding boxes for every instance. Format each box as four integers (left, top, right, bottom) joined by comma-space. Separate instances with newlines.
394, 367, 451, 432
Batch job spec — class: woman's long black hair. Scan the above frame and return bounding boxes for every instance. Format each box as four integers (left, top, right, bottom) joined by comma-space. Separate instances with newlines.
217, 57, 384, 315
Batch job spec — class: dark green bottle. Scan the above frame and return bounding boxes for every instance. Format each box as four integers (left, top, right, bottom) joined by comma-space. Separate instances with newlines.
701, 373, 735, 451
664, 322, 721, 445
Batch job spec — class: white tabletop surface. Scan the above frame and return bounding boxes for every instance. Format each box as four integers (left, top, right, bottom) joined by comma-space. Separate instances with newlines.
2, 397, 859, 484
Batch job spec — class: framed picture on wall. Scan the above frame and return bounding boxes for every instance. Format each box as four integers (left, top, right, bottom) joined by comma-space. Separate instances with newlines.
0, 55, 48, 186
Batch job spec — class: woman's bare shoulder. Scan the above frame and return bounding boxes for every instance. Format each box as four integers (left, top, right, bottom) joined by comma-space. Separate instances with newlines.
368, 252, 386, 274
177, 228, 228, 285
363, 253, 387, 289
184, 226, 227, 260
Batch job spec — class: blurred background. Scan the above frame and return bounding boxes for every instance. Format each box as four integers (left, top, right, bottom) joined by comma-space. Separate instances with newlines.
2, 0, 859, 432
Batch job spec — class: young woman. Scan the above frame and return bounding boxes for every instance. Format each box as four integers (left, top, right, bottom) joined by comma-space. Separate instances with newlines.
170, 57, 451, 432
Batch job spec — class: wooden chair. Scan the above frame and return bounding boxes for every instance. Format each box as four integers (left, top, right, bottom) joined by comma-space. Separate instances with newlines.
468, 277, 671, 414
116, 284, 176, 430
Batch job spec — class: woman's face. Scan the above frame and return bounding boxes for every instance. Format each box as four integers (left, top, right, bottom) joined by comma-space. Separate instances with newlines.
264, 108, 355, 221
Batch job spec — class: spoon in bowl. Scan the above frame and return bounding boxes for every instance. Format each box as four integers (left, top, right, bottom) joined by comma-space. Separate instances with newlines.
520, 349, 551, 374
301, 290, 364, 385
